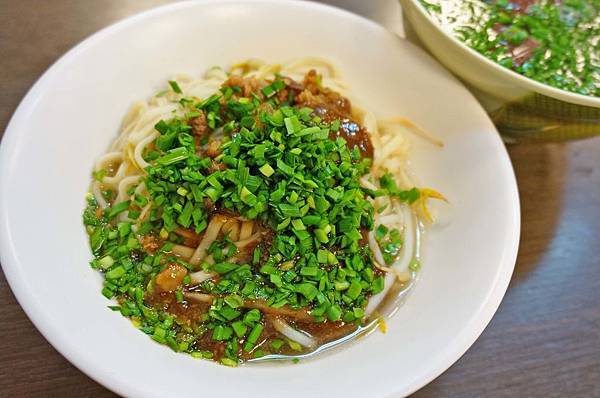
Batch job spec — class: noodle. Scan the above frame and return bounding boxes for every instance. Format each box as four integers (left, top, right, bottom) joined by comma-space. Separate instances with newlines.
239, 221, 253, 240
189, 215, 227, 265
171, 244, 195, 259
234, 232, 262, 249
85, 58, 443, 364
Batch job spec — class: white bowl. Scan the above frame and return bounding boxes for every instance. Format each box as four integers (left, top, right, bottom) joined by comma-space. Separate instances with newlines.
399, 0, 600, 108
400, 0, 600, 142
0, 1, 520, 396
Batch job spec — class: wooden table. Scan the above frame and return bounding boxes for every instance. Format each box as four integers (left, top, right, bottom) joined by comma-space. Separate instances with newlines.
1, 1, 598, 396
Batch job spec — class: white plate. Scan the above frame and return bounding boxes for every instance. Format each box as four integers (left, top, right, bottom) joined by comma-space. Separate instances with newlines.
0, 1, 519, 396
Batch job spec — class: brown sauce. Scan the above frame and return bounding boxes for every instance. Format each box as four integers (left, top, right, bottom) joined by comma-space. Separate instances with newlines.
293, 70, 374, 159
145, 290, 209, 326
244, 300, 313, 322
294, 319, 358, 345
196, 330, 227, 360
146, 287, 361, 359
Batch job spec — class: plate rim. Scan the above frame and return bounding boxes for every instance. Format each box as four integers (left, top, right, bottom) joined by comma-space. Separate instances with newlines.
0, 0, 521, 396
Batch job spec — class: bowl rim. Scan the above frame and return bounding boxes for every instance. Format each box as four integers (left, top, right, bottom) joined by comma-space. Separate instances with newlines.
403, 0, 600, 108
0, 0, 521, 396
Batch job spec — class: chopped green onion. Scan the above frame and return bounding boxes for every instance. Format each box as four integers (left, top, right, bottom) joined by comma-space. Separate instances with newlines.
157, 147, 189, 166
243, 323, 264, 352
107, 201, 131, 219
98, 256, 114, 270
259, 163, 275, 177
168, 80, 182, 94
212, 325, 233, 341
105, 266, 125, 280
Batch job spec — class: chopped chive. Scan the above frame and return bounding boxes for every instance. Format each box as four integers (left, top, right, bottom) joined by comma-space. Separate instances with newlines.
232, 321, 248, 337
107, 201, 131, 219
243, 309, 261, 325
98, 256, 114, 270
157, 147, 189, 166
287, 339, 302, 351
327, 304, 342, 321
259, 163, 275, 177
243, 323, 264, 352
105, 266, 125, 280
270, 339, 284, 350
212, 325, 233, 341
291, 219, 306, 231
221, 358, 238, 367
346, 280, 362, 300
296, 283, 318, 300
168, 80, 182, 94
409, 258, 421, 271
175, 290, 184, 303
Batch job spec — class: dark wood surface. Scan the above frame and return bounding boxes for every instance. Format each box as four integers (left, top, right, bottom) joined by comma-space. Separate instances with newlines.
1, 1, 598, 397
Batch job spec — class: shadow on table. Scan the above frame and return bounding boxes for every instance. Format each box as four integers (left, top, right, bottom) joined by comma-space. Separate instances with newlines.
411, 143, 569, 398
506, 143, 567, 284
